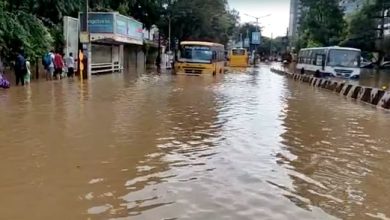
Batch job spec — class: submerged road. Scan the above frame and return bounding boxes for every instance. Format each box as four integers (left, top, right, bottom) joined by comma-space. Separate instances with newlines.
1, 65, 390, 220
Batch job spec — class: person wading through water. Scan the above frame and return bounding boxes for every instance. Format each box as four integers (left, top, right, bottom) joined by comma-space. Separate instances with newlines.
65, 52, 75, 78
14, 51, 27, 86
54, 51, 64, 80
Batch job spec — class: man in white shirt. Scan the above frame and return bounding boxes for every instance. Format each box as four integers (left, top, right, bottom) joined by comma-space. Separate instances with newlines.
65, 52, 75, 78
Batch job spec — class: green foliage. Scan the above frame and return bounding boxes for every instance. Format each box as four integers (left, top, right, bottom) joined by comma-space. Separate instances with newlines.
307, 39, 323, 48
297, 0, 345, 48
0, 0, 237, 64
342, 0, 390, 57
0, 1, 52, 63
160, 0, 239, 45
341, 2, 378, 51
256, 36, 287, 55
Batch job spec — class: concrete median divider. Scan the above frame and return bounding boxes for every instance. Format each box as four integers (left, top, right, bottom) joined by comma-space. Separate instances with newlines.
270, 67, 390, 110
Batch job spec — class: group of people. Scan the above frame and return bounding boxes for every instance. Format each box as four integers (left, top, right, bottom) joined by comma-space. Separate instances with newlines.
42, 51, 75, 81
0, 50, 76, 89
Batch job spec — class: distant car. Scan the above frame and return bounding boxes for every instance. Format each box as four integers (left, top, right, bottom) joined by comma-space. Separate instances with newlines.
361, 58, 373, 69
380, 61, 390, 69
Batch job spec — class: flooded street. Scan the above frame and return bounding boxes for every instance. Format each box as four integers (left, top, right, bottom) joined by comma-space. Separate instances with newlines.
359, 68, 390, 88
1, 66, 390, 220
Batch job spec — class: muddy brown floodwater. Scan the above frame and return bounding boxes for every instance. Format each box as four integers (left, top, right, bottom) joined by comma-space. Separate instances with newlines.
1, 66, 390, 220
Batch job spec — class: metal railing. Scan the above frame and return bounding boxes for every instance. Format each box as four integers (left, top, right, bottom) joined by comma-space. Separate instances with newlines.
91, 62, 122, 75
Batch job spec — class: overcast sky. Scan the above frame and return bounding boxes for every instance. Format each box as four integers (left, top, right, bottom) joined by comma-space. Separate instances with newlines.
227, 0, 290, 38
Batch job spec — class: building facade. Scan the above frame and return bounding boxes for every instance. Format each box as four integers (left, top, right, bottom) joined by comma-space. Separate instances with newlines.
288, 0, 303, 40
288, 0, 372, 43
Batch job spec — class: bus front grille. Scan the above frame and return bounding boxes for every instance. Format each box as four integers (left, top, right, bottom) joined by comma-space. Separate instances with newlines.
184, 69, 203, 74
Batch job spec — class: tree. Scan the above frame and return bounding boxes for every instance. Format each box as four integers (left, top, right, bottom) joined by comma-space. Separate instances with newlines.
341, 2, 377, 52
341, 0, 389, 62
297, 0, 345, 48
161, 0, 239, 45
0, 0, 52, 63
0, 0, 239, 65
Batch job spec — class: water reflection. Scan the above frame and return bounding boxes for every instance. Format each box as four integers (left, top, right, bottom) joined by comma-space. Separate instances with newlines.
360, 68, 390, 88
279, 78, 390, 219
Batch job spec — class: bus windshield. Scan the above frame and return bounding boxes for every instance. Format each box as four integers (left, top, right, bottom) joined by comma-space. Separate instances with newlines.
232, 49, 246, 56
179, 45, 212, 63
327, 49, 361, 68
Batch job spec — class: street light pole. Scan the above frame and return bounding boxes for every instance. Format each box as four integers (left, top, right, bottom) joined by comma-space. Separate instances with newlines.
86, 0, 91, 78
240, 33, 243, 48
168, 16, 171, 52
270, 33, 273, 58
79, 0, 90, 79
157, 0, 162, 70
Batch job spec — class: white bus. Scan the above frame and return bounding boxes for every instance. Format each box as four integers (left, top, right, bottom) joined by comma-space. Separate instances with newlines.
297, 46, 361, 79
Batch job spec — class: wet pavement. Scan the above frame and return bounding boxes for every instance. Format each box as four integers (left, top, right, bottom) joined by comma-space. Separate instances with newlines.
1, 65, 390, 220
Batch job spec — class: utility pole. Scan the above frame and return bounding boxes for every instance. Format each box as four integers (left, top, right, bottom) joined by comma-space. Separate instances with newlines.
168, 16, 171, 52
157, 0, 162, 70
270, 33, 273, 58
378, 1, 390, 65
79, 0, 90, 79
240, 33, 243, 48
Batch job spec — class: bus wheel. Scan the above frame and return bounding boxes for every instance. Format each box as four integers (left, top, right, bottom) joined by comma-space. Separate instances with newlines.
300, 68, 305, 75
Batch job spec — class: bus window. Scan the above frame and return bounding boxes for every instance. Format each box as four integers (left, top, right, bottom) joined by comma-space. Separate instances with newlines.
304, 50, 309, 64
311, 49, 318, 65
327, 49, 361, 68
300, 51, 305, 63
232, 49, 246, 56
180, 45, 213, 62
299, 51, 303, 63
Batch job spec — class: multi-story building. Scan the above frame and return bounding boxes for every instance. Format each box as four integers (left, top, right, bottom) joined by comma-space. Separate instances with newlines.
288, 0, 389, 47
339, 1, 389, 37
288, 0, 303, 40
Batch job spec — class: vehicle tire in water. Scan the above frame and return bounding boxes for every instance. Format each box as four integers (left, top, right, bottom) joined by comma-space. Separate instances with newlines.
315, 70, 321, 78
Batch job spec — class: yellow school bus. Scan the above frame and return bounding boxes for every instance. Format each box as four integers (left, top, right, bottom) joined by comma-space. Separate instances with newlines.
228, 48, 249, 67
175, 41, 225, 75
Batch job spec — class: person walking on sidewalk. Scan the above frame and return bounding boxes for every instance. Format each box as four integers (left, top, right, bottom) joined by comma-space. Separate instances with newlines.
65, 52, 75, 78
54, 52, 64, 80
14, 51, 27, 86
